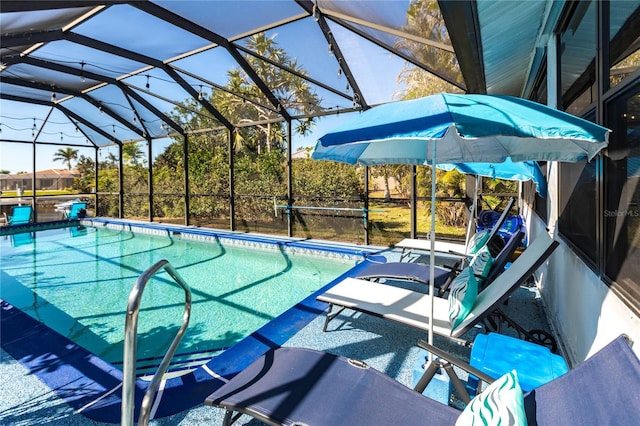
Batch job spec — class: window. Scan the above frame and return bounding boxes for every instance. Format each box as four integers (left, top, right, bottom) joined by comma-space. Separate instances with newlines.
560, 1, 596, 112
39, 179, 53, 189
609, 1, 640, 90
555, 1, 640, 314
604, 84, 640, 304
558, 154, 598, 264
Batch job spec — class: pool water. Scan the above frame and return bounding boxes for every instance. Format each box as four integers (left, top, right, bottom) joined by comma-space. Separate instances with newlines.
0, 226, 354, 374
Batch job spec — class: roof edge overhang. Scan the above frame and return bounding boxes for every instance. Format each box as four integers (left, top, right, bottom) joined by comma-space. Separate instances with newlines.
438, 0, 485, 94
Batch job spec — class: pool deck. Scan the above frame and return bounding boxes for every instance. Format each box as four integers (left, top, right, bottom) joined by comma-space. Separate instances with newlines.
1, 271, 553, 425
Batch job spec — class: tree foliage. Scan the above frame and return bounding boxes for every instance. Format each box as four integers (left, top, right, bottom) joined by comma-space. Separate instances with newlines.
53, 147, 78, 170
122, 142, 145, 166
293, 159, 362, 199
395, 0, 464, 99
73, 155, 95, 192
129, 32, 362, 225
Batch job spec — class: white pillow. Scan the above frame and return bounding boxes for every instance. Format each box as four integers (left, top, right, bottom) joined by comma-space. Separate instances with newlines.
447, 267, 478, 329
467, 229, 491, 254
456, 369, 527, 426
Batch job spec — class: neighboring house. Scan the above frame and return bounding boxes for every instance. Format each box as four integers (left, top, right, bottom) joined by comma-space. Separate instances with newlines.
0, 169, 78, 191
291, 149, 311, 160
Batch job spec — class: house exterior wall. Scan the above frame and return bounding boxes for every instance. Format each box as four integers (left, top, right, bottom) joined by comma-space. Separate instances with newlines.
522, 171, 640, 365
0, 174, 75, 191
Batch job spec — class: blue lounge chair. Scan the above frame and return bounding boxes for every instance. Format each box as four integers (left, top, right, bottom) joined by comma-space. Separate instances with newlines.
66, 202, 87, 219
7, 205, 32, 225
318, 232, 558, 349
355, 228, 525, 295
204, 335, 639, 425
395, 197, 515, 260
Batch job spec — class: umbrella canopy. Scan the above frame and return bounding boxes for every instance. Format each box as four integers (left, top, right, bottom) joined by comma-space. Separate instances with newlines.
311, 93, 610, 359
312, 93, 609, 165
438, 158, 547, 197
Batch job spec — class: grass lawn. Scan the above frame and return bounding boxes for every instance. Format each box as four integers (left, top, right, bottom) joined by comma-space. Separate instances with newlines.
368, 200, 466, 245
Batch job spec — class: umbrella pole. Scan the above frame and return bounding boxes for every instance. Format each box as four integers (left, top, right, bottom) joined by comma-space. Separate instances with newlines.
464, 176, 480, 254
428, 139, 436, 361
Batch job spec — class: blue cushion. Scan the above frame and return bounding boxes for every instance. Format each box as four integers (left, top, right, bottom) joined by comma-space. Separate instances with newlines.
469, 333, 568, 392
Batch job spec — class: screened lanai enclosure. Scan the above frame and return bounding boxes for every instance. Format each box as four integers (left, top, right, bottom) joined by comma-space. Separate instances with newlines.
0, 0, 484, 245
1, 1, 637, 247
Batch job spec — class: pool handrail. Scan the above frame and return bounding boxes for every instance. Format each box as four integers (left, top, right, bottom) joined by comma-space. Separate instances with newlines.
122, 259, 192, 426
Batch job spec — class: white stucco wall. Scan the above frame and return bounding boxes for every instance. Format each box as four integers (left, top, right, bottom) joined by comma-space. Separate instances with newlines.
521, 169, 640, 366
531, 37, 639, 365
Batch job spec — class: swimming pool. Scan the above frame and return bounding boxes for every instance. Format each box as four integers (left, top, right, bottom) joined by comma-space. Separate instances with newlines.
0, 219, 378, 422
1, 223, 353, 374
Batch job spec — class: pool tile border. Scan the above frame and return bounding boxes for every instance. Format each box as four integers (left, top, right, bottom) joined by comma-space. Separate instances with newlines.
82, 218, 377, 261
0, 219, 79, 236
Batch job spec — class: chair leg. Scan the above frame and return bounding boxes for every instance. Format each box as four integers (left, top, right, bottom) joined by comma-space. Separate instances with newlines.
441, 361, 472, 404
414, 358, 473, 405
322, 304, 345, 332
413, 359, 441, 393
222, 409, 233, 426
222, 409, 243, 426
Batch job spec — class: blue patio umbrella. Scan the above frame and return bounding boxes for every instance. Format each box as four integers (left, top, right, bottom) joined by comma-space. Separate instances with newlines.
312, 93, 609, 165
438, 157, 547, 197
311, 93, 609, 357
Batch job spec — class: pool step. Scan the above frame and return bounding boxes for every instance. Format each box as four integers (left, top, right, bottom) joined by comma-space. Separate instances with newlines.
125, 350, 226, 376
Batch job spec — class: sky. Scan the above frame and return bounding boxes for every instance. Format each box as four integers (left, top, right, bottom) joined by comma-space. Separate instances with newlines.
0, 113, 352, 174
0, 6, 406, 174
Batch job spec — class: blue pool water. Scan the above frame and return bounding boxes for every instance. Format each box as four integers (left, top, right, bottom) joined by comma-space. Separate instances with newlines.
0, 224, 354, 374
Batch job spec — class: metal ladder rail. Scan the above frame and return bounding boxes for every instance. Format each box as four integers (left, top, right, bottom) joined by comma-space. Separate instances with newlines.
121, 260, 192, 426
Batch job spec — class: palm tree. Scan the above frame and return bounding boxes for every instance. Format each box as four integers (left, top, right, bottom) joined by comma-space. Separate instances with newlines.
53, 147, 78, 170
395, 0, 464, 99
210, 32, 321, 155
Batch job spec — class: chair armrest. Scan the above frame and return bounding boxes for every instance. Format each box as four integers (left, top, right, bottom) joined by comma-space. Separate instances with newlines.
437, 258, 471, 296
417, 338, 495, 386
439, 257, 469, 273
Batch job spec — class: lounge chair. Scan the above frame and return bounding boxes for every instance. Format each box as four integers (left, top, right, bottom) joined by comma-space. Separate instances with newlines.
396, 197, 515, 260
204, 335, 640, 425
355, 228, 525, 295
317, 232, 558, 345
66, 202, 87, 219
6, 205, 32, 225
